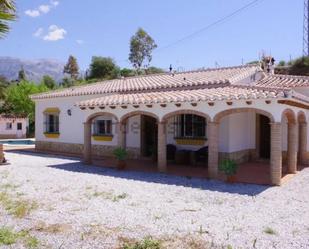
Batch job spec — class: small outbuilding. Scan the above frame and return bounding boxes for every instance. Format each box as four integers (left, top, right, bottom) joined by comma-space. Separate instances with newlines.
0, 115, 28, 139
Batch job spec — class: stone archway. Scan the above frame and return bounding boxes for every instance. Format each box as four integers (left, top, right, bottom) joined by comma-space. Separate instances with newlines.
118, 110, 162, 170
213, 108, 275, 123
297, 111, 307, 166
161, 110, 211, 174
162, 110, 211, 123
212, 108, 277, 184
83, 112, 119, 164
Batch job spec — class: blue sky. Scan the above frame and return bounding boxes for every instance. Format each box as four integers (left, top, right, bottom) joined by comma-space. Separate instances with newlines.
0, 0, 304, 70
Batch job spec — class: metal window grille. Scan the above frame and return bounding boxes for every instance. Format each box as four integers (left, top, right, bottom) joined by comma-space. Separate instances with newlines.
174, 114, 206, 138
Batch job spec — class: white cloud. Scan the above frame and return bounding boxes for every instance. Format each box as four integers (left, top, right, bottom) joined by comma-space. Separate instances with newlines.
43, 25, 66, 41
38, 5, 51, 14
33, 28, 44, 37
76, 40, 84, 45
25, 9, 40, 17
51, 0, 59, 7
25, 1, 59, 18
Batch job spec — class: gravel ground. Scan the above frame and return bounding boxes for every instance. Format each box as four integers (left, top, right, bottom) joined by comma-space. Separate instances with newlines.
0, 151, 308, 249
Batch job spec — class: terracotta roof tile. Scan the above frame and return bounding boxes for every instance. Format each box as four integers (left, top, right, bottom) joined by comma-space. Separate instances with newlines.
31, 65, 260, 100
76, 86, 283, 107
256, 74, 309, 89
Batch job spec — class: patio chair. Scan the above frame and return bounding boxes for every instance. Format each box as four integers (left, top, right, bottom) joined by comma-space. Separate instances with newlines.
166, 144, 177, 161
195, 146, 209, 164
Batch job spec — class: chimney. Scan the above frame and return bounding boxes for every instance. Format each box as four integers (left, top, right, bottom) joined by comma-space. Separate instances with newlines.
261, 56, 275, 75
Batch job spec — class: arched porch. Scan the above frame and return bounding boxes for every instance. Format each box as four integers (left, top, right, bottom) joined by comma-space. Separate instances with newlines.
81, 105, 306, 185
212, 108, 277, 184
83, 112, 119, 164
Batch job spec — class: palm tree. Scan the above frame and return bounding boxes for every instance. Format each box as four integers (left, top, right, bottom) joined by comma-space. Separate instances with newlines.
0, 0, 16, 38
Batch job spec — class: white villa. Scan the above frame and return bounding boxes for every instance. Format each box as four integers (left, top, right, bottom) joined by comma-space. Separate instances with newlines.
0, 115, 28, 139
31, 64, 309, 185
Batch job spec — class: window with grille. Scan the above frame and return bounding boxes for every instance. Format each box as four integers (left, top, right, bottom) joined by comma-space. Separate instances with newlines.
6, 123, 12, 130
17, 122, 22, 130
93, 120, 112, 136
44, 114, 59, 133
174, 114, 206, 139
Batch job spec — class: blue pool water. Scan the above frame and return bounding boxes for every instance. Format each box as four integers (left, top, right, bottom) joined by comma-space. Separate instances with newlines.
0, 139, 35, 145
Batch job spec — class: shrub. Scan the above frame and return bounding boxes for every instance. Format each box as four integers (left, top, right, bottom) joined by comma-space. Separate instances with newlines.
113, 147, 128, 161
123, 237, 161, 249
219, 159, 238, 176
0, 227, 18, 245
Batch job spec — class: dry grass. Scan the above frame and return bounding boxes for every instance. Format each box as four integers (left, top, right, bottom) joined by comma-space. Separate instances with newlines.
32, 221, 72, 234
263, 227, 277, 235
117, 235, 220, 249
0, 191, 37, 218
85, 189, 128, 202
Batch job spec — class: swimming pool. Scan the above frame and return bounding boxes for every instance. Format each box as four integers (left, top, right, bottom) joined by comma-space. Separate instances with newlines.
0, 139, 35, 145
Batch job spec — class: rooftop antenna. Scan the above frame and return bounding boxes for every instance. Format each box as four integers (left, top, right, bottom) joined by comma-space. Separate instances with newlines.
304, 0, 309, 56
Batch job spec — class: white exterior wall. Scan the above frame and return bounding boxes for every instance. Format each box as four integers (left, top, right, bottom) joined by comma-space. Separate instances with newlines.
126, 115, 141, 148
0, 118, 28, 138
34, 93, 309, 152
219, 112, 256, 153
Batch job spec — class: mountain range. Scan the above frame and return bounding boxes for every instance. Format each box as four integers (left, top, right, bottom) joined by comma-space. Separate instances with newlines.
0, 56, 65, 83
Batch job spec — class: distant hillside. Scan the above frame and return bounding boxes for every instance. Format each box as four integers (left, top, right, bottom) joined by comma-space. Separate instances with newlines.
0, 57, 65, 83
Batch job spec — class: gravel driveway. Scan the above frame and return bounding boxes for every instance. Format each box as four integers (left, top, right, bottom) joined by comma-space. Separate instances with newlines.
0, 151, 308, 249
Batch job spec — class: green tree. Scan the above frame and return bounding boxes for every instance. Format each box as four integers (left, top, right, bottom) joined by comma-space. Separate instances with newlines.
289, 56, 309, 76
278, 60, 286, 67
88, 56, 119, 80
146, 66, 164, 75
63, 55, 79, 80
0, 0, 16, 38
41, 75, 56, 89
61, 77, 75, 88
18, 67, 26, 81
129, 28, 157, 72
120, 68, 135, 77
0, 75, 9, 99
1, 81, 48, 135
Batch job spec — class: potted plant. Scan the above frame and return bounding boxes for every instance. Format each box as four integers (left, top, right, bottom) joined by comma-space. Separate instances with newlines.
219, 159, 238, 183
113, 147, 128, 170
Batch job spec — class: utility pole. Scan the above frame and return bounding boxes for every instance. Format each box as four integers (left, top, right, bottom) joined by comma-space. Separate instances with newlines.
303, 0, 309, 56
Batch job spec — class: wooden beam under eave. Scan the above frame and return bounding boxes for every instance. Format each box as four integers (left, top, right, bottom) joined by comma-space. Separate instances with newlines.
278, 100, 309, 110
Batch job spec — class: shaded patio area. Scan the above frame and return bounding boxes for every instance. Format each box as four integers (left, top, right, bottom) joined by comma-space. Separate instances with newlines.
92, 157, 295, 185
5, 147, 303, 186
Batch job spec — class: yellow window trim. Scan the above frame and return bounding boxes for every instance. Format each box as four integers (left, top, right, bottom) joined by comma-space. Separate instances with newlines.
92, 135, 113, 142
43, 107, 60, 114
44, 133, 60, 138
175, 138, 206, 146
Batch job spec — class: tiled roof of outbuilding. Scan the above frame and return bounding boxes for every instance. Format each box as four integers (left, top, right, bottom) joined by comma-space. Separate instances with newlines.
76, 86, 283, 107
256, 74, 309, 89
31, 65, 260, 100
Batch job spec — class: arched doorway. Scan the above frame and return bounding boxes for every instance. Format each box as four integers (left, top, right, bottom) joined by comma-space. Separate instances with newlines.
120, 111, 160, 161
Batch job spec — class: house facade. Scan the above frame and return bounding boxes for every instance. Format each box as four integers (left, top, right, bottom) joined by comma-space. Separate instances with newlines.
0, 115, 28, 139
31, 64, 309, 185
